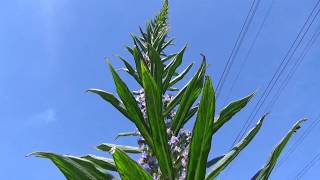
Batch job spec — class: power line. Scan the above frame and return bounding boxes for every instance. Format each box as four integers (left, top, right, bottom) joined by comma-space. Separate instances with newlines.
223, 0, 275, 106
293, 151, 320, 179
216, 0, 262, 99
266, 23, 320, 111
231, 0, 320, 147
275, 117, 320, 171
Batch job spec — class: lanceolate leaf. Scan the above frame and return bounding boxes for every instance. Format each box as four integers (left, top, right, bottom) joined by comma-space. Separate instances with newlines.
206, 114, 267, 179
169, 63, 194, 87
81, 155, 117, 172
30, 152, 117, 180
213, 92, 255, 133
87, 89, 131, 120
171, 57, 206, 135
147, 44, 163, 89
252, 119, 306, 180
116, 55, 142, 86
96, 143, 142, 154
187, 76, 215, 180
111, 148, 152, 180
108, 63, 152, 146
115, 131, 140, 139
163, 46, 187, 93
141, 62, 174, 179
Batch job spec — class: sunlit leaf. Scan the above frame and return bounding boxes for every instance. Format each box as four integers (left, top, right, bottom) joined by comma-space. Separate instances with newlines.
111, 148, 152, 180
96, 143, 142, 154
252, 119, 306, 180
141, 62, 174, 179
187, 76, 215, 180
206, 114, 267, 179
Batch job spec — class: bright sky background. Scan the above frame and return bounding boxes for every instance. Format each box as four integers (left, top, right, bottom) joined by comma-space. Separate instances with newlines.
1, 0, 320, 179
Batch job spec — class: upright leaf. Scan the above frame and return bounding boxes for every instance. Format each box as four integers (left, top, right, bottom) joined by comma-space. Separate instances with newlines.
187, 76, 215, 180
171, 56, 206, 135
147, 44, 163, 89
206, 114, 267, 179
116, 55, 142, 86
163, 46, 187, 93
141, 62, 174, 179
213, 93, 255, 133
169, 63, 194, 87
252, 119, 306, 180
30, 152, 116, 180
111, 148, 152, 180
108, 63, 152, 147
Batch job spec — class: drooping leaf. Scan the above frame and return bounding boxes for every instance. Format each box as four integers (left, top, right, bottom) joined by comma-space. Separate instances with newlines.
81, 155, 117, 172
96, 143, 143, 154
108, 63, 152, 146
163, 46, 187, 93
213, 92, 255, 133
171, 56, 206, 135
206, 114, 267, 179
111, 148, 152, 180
141, 62, 174, 179
30, 152, 117, 180
187, 76, 215, 180
169, 63, 194, 87
252, 119, 306, 180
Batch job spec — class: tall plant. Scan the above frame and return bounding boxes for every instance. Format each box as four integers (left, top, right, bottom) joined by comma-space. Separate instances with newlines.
31, 1, 306, 179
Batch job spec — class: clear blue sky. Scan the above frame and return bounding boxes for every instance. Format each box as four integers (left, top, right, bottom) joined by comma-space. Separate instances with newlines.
1, 0, 319, 179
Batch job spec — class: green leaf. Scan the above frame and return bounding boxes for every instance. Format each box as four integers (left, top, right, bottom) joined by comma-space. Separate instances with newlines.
96, 143, 142, 154
111, 148, 152, 180
213, 92, 255, 133
162, 53, 177, 63
163, 46, 187, 93
171, 56, 206, 135
81, 155, 117, 172
116, 55, 142, 86
30, 152, 117, 180
187, 76, 215, 180
115, 131, 140, 139
141, 62, 174, 179
147, 44, 163, 89
87, 89, 132, 120
206, 155, 225, 168
206, 114, 267, 179
108, 63, 152, 147
252, 119, 306, 180
169, 63, 194, 87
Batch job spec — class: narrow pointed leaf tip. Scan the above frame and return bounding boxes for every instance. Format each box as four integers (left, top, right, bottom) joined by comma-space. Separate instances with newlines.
206, 113, 268, 179
213, 92, 255, 133
171, 57, 207, 135
252, 119, 306, 180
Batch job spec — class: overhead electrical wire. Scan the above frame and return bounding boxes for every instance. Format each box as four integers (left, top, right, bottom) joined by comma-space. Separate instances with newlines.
275, 117, 320, 171
293, 151, 320, 179
223, 0, 275, 105
266, 24, 320, 111
216, 0, 262, 99
231, 0, 320, 147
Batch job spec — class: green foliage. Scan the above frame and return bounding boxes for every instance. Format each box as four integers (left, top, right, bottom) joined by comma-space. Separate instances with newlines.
32, 1, 306, 179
